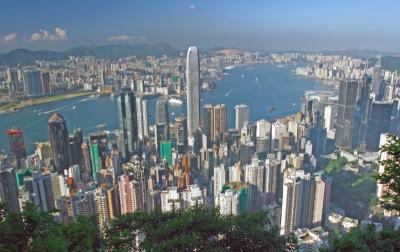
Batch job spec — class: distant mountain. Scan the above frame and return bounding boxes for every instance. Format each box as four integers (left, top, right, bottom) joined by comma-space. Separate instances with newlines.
0, 43, 179, 66
319, 49, 395, 58
369, 56, 400, 72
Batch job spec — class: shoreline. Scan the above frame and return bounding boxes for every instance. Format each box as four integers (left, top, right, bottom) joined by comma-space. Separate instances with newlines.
0, 91, 97, 115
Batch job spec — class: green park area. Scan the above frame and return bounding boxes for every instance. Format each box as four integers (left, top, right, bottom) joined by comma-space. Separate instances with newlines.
326, 156, 377, 220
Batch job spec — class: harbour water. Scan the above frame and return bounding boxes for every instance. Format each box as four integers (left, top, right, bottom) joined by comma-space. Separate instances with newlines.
0, 64, 334, 154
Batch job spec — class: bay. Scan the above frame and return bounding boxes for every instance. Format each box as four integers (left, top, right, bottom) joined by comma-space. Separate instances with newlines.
0, 64, 334, 154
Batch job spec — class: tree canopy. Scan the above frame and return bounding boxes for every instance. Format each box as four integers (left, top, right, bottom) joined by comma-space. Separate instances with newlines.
105, 207, 297, 252
374, 134, 400, 212
0, 202, 99, 252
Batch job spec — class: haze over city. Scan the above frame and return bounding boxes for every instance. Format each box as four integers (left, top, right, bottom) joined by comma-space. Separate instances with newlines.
1, 0, 400, 52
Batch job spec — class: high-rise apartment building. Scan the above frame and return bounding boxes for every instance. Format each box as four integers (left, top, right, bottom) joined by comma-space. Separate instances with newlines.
118, 174, 144, 214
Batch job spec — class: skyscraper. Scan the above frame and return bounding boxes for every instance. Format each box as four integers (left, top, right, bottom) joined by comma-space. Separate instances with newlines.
186, 46, 200, 136
40, 71, 51, 95
117, 86, 138, 159
234, 104, 250, 131
7, 128, 27, 162
335, 80, 359, 149
48, 113, 72, 174
366, 102, 393, 151
156, 96, 169, 126
89, 143, 101, 181
142, 99, 149, 138
371, 55, 383, 100
0, 166, 20, 212
23, 69, 42, 97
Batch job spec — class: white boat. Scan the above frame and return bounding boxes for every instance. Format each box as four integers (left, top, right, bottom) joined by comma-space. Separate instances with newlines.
241, 74, 245, 78
224, 66, 235, 70
277, 64, 284, 68
168, 98, 183, 105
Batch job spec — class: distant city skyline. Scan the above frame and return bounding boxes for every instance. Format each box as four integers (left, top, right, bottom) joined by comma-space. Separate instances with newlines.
1, 0, 400, 53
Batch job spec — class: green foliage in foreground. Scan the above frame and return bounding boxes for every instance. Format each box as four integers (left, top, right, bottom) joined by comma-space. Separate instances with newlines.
374, 134, 400, 212
327, 156, 376, 219
321, 225, 400, 252
105, 207, 298, 252
0, 202, 99, 252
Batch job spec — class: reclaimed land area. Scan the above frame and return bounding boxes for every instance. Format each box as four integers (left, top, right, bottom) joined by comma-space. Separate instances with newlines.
0, 91, 96, 115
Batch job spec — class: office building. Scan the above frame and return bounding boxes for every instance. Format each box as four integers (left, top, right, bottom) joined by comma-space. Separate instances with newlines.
186, 46, 201, 136
324, 106, 336, 131
23, 69, 42, 97
7, 128, 27, 161
371, 55, 383, 100
366, 102, 393, 151
117, 86, 138, 159
0, 167, 20, 212
156, 96, 169, 126
40, 71, 51, 95
48, 113, 72, 174
335, 80, 359, 149
234, 104, 249, 131
89, 144, 101, 181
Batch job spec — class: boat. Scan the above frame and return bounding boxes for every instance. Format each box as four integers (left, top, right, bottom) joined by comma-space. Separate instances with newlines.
277, 64, 284, 68
168, 98, 183, 105
268, 107, 276, 112
241, 74, 245, 78
224, 66, 235, 70
225, 90, 232, 97
72, 106, 76, 109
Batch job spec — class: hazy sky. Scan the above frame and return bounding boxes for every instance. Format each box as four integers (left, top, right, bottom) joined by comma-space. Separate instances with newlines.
0, 0, 399, 52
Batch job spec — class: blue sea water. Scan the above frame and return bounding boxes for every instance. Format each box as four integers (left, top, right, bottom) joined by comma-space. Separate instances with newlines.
0, 64, 334, 154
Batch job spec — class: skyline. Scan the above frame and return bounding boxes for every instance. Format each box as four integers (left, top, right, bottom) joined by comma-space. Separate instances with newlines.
1, 0, 400, 53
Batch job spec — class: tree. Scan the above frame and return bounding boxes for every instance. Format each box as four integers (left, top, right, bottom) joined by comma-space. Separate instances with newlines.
105, 207, 297, 251
0, 202, 99, 251
321, 225, 400, 252
374, 134, 400, 212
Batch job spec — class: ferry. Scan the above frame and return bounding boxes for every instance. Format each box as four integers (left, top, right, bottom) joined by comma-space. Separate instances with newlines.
168, 98, 183, 105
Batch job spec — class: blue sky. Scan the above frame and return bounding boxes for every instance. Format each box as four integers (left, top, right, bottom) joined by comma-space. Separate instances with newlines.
0, 0, 399, 52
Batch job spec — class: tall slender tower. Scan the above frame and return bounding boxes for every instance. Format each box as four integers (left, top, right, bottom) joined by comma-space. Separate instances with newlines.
48, 113, 71, 174
186, 46, 200, 136
117, 86, 138, 160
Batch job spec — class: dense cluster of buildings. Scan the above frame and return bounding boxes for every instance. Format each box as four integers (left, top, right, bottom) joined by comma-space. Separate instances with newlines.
0, 46, 399, 249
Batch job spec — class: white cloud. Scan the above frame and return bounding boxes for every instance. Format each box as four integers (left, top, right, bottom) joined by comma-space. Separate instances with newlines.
107, 35, 147, 41
29, 27, 68, 42
2, 33, 17, 44
189, 4, 197, 10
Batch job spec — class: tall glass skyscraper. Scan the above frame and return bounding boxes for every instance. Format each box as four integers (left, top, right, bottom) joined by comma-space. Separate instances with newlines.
23, 69, 42, 97
186, 46, 200, 136
117, 86, 138, 160
48, 113, 72, 174
335, 80, 359, 149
